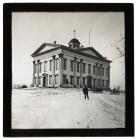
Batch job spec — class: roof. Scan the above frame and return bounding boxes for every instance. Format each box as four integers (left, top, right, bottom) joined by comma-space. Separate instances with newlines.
31, 43, 112, 63
68, 38, 80, 44
79, 47, 104, 59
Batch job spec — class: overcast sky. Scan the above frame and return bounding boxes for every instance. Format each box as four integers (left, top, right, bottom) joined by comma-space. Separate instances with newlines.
12, 12, 125, 89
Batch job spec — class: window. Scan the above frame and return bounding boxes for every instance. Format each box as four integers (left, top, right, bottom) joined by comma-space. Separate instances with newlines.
55, 58, 59, 70
70, 76, 74, 85
39, 77, 41, 85
102, 80, 104, 87
34, 64, 37, 73
63, 58, 67, 70
98, 79, 100, 87
83, 63, 86, 73
55, 75, 59, 84
44, 61, 47, 72
49, 75, 52, 85
106, 80, 109, 88
88, 64, 91, 74
83, 77, 85, 86
93, 65, 96, 75
70, 60, 74, 71
77, 77, 80, 85
98, 67, 100, 75
77, 62, 80, 72
102, 68, 104, 76
39, 63, 42, 73
49, 60, 53, 71
93, 79, 96, 87
106, 68, 109, 77
34, 77, 37, 85
63, 75, 67, 84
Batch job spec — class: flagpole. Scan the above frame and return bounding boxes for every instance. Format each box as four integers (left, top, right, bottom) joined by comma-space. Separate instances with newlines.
89, 28, 91, 47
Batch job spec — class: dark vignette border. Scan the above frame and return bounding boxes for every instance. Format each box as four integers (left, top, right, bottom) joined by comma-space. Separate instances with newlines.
3, 3, 134, 137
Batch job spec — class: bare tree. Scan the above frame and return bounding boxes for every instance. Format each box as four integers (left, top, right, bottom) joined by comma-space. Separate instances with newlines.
111, 33, 125, 60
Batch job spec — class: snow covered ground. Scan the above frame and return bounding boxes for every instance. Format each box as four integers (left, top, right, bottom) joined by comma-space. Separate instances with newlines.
12, 88, 125, 129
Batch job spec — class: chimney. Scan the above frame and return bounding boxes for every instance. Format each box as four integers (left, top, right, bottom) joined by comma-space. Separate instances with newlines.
53, 41, 56, 45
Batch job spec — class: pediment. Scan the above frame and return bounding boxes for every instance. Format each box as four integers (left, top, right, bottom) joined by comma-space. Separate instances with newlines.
80, 49, 98, 57
31, 43, 59, 57
38, 45, 55, 54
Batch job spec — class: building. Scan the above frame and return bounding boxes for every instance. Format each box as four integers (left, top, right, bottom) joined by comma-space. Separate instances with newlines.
31, 36, 112, 89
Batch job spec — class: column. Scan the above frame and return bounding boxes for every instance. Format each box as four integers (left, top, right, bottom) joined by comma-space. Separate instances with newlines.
80, 59, 83, 87
58, 53, 64, 87
37, 60, 40, 87
52, 55, 56, 87
33, 61, 35, 87
100, 64, 102, 88
73, 56, 77, 87
108, 66, 110, 90
95, 63, 98, 88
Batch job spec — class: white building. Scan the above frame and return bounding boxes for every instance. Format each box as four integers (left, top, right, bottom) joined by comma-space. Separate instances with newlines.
31, 37, 112, 89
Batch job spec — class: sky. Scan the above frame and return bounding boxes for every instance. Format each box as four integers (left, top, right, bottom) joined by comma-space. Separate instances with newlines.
12, 12, 125, 89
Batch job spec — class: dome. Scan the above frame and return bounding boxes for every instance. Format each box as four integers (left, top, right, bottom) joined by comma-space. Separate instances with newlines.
68, 38, 80, 44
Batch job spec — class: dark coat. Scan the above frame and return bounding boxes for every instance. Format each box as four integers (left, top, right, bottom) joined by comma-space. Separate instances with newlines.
83, 87, 89, 94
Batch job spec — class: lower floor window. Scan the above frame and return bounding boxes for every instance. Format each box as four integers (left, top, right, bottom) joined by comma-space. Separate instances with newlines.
49, 75, 52, 85
102, 80, 104, 87
106, 80, 109, 88
70, 76, 74, 85
34, 77, 37, 85
39, 77, 41, 85
98, 79, 100, 87
77, 77, 80, 85
83, 77, 85, 86
93, 79, 95, 87
63, 74, 67, 84
55, 75, 59, 84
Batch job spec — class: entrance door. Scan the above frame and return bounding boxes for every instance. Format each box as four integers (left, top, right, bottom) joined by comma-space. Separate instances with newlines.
43, 75, 48, 87
87, 76, 92, 88
43, 77, 46, 87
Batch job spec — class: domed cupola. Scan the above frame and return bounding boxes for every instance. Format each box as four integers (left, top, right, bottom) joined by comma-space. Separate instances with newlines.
68, 30, 80, 49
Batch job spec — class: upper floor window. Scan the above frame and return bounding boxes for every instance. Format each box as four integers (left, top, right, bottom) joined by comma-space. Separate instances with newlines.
39, 63, 42, 73
98, 67, 100, 75
88, 64, 91, 74
34, 64, 37, 73
102, 68, 104, 76
77, 62, 80, 72
49, 60, 53, 71
70, 60, 74, 71
106, 68, 109, 77
93, 65, 96, 75
55, 58, 59, 70
44, 61, 47, 72
63, 58, 67, 70
83, 63, 86, 73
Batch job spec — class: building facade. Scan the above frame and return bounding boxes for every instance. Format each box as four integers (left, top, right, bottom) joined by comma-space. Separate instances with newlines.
31, 38, 112, 89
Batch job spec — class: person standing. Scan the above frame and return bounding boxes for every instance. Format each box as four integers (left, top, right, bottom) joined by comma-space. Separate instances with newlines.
83, 85, 89, 100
